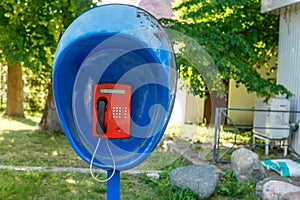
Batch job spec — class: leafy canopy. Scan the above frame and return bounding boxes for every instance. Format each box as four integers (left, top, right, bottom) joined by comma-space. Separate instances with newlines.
0, 0, 99, 112
0, 0, 98, 73
162, 0, 292, 100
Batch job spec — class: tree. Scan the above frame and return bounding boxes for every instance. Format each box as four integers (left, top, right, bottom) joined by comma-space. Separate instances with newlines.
0, 0, 98, 132
38, 0, 99, 133
161, 0, 292, 100
0, 0, 58, 117
4, 62, 24, 117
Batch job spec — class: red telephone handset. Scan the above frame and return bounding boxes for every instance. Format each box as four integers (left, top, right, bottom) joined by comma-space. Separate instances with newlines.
92, 84, 131, 138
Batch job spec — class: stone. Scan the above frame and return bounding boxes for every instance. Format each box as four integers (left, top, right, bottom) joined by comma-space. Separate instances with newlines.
281, 191, 300, 200
263, 180, 300, 200
231, 148, 266, 183
170, 164, 218, 199
256, 176, 294, 199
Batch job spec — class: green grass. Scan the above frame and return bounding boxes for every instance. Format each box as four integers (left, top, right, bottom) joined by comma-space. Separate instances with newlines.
0, 168, 257, 200
0, 114, 85, 167
0, 170, 105, 200
212, 170, 256, 199
0, 113, 257, 199
0, 114, 181, 169
0, 169, 171, 200
0, 160, 199, 200
0, 113, 197, 199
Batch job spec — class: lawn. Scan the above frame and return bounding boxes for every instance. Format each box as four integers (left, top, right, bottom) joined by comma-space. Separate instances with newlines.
0, 165, 198, 200
0, 113, 256, 199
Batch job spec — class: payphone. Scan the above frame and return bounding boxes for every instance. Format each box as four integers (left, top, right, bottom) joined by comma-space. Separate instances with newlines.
93, 84, 132, 138
53, 4, 177, 199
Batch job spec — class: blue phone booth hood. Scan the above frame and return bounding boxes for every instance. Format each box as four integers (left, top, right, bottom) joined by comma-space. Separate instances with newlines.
53, 4, 177, 171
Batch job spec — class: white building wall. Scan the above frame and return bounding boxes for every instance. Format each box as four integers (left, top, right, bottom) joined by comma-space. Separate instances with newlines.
168, 81, 187, 126
262, 0, 300, 13
277, 3, 300, 153
185, 92, 203, 124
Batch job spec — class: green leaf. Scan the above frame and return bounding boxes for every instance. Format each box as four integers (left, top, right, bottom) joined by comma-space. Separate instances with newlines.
161, 0, 291, 99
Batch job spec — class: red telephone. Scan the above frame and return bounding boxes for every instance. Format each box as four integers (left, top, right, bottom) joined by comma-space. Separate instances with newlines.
92, 83, 131, 138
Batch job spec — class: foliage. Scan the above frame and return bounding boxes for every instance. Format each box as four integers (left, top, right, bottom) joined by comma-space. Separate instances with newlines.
0, 0, 100, 113
0, 0, 98, 72
24, 68, 50, 112
162, 0, 292, 100
214, 170, 256, 199
220, 129, 253, 143
0, 0, 55, 71
165, 124, 215, 144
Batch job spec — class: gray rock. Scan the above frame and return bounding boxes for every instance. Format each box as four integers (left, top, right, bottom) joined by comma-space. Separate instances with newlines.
170, 164, 218, 199
281, 191, 300, 200
256, 176, 294, 199
231, 148, 266, 183
263, 180, 300, 200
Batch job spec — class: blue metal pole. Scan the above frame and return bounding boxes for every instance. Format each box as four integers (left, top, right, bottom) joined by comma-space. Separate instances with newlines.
106, 170, 120, 200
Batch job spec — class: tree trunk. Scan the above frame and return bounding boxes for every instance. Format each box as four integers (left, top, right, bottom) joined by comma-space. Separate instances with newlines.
4, 62, 25, 118
38, 0, 71, 135
38, 82, 63, 134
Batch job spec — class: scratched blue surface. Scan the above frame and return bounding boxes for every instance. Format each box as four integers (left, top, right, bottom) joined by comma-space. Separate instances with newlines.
53, 4, 177, 171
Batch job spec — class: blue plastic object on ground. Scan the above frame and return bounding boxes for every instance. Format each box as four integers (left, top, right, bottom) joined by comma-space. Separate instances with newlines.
53, 4, 177, 171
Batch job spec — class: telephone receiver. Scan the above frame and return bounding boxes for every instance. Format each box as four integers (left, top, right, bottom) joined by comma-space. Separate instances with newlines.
93, 84, 132, 138
96, 100, 107, 135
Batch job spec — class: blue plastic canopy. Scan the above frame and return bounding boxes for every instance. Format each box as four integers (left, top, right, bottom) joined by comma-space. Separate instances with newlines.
53, 4, 177, 171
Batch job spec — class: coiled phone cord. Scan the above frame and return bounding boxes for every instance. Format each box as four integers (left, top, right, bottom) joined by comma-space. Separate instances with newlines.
89, 137, 116, 182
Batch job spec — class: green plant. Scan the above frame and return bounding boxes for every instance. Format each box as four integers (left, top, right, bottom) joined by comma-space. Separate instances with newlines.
214, 170, 256, 199
137, 158, 198, 200
220, 129, 254, 144
191, 124, 211, 143
24, 68, 50, 112
162, 0, 292, 100
165, 125, 181, 139
192, 143, 202, 152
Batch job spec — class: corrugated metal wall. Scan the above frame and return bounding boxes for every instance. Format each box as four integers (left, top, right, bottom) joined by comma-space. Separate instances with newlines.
277, 3, 300, 153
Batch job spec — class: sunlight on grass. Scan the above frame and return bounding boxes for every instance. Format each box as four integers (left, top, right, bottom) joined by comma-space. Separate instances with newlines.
0, 114, 183, 170
0, 129, 85, 168
0, 169, 199, 200
0, 113, 259, 199
0, 112, 41, 131
164, 124, 215, 144
0, 170, 106, 199
134, 149, 181, 170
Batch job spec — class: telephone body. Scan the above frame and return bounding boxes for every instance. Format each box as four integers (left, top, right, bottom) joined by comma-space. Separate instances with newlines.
92, 84, 131, 138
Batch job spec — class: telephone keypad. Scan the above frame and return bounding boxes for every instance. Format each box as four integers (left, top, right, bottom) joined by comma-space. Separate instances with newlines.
112, 106, 129, 119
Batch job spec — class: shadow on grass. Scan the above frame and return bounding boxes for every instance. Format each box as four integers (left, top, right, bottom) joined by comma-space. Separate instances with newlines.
12, 116, 38, 127
1, 113, 39, 127
0, 129, 84, 167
